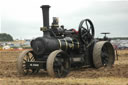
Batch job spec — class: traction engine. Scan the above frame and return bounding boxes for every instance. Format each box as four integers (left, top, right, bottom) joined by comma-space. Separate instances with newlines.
17, 5, 115, 78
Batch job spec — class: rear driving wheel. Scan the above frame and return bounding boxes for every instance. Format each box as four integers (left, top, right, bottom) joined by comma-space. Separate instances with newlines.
17, 49, 38, 75
47, 50, 70, 78
93, 41, 115, 68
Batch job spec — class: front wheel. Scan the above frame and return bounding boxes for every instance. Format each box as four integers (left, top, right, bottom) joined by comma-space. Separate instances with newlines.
17, 49, 39, 75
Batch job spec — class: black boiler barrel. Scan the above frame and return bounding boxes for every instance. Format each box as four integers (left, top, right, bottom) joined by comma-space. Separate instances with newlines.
31, 37, 80, 55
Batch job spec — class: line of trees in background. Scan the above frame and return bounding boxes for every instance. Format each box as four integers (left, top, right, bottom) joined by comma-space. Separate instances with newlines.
0, 33, 13, 41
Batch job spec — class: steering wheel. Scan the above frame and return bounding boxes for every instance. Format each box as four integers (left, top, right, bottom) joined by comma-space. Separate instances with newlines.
79, 19, 95, 44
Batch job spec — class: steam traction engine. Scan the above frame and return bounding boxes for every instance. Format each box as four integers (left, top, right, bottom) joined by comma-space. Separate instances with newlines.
17, 5, 115, 78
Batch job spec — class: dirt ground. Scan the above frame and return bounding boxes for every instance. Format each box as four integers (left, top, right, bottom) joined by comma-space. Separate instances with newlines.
0, 50, 128, 85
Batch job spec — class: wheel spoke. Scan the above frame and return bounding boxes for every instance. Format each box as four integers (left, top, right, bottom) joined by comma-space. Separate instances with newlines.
30, 56, 35, 61
102, 52, 108, 57
85, 21, 89, 29
23, 59, 27, 62
82, 32, 87, 38
82, 26, 87, 31
104, 58, 108, 63
26, 53, 30, 61
28, 53, 32, 61
54, 61, 61, 67
87, 29, 91, 33
57, 69, 61, 77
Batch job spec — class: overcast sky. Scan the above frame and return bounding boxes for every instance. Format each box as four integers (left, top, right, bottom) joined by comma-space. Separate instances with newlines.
1, 0, 128, 39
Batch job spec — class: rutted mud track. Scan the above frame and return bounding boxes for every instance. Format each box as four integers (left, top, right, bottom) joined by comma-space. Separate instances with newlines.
0, 50, 128, 85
